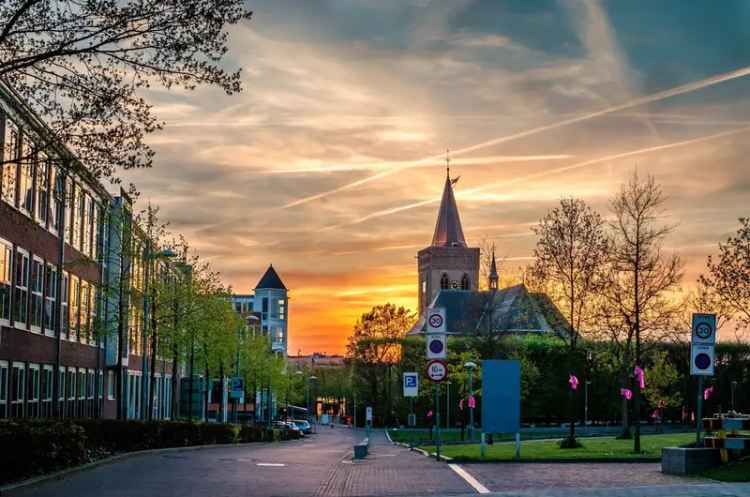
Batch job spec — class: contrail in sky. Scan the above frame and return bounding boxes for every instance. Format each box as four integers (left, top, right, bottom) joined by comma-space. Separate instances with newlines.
284, 64, 750, 209
322, 125, 750, 230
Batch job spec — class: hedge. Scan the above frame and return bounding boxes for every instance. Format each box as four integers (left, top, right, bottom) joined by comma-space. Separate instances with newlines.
0, 419, 300, 485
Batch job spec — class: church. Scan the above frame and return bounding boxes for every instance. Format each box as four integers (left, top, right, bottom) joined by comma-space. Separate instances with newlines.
408, 168, 567, 337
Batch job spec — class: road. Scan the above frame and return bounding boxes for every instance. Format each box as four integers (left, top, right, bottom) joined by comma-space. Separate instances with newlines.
11, 427, 750, 497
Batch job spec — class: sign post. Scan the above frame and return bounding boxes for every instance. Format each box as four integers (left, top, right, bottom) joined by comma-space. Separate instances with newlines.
691, 313, 716, 445
425, 309, 448, 461
426, 359, 447, 460
365, 406, 373, 437
403, 372, 418, 428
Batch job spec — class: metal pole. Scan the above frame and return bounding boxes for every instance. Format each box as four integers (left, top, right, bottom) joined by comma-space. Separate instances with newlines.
696, 375, 704, 446
140, 242, 150, 419
584, 380, 589, 426
435, 383, 441, 461
731, 381, 737, 412
468, 369, 474, 441
446, 381, 450, 429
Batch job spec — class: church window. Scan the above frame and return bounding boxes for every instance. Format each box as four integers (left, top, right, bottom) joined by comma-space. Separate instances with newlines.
440, 273, 449, 290
461, 273, 469, 290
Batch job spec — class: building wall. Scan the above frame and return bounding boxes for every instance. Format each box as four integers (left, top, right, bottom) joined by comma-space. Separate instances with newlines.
417, 246, 480, 315
253, 288, 288, 356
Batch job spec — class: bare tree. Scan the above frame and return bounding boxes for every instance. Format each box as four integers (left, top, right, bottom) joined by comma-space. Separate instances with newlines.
531, 197, 610, 446
606, 171, 683, 453
701, 218, 750, 341
0, 1, 252, 180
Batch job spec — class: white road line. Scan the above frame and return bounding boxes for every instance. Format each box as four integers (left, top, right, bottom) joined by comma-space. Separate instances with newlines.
448, 464, 490, 494
256, 463, 286, 467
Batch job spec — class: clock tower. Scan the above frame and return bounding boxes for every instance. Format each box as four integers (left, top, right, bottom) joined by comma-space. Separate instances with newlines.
417, 166, 480, 316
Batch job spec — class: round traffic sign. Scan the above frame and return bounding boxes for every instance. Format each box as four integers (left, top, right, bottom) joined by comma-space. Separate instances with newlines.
428, 338, 445, 354
428, 313, 444, 329
696, 323, 713, 339
694, 353, 712, 370
426, 359, 448, 382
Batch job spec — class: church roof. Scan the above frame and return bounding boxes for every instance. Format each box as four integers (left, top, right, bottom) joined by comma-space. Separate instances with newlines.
431, 173, 467, 247
408, 284, 569, 337
255, 264, 287, 290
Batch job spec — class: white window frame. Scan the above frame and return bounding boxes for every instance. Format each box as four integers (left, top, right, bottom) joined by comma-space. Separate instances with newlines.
0, 360, 8, 418
35, 151, 49, 227
13, 247, 29, 330
27, 363, 40, 416
61, 271, 69, 339
1, 118, 19, 207
18, 134, 34, 217
10, 362, 25, 416
0, 237, 12, 327
43, 263, 57, 337
107, 370, 115, 400
58, 366, 65, 403
87, 369, 95, 400
67, 366, 76, 402
29, 256, 44, 333
42, 364, 53, 400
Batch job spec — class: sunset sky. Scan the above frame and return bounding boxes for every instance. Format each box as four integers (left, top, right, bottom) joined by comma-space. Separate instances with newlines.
123, 1, 750, 354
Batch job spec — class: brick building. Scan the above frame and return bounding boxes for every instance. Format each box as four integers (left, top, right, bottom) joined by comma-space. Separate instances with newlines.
0, 81, 178, 420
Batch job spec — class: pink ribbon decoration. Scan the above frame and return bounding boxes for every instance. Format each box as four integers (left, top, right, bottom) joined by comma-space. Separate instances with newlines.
704, 386, 714, 400
427, 410, 433, 418
569, 374, 579, 390
620, 388, 632, 400
634, 366, 645, 390
459, 399, 464, 411
468, 395, 476, 409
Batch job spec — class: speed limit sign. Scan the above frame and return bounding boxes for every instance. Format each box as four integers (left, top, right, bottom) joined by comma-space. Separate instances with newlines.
426, 359, 448, 382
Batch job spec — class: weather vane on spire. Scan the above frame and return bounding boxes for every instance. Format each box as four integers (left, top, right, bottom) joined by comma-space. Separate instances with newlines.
446, 148, 450, 179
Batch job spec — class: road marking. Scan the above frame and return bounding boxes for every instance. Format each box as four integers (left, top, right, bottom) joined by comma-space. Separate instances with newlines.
448, 464, 490, 494
256, 463, 286, 467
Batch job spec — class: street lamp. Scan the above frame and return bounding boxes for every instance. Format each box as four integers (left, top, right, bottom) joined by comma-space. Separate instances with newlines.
464, 361, 477, 441
141, 245, 177, 420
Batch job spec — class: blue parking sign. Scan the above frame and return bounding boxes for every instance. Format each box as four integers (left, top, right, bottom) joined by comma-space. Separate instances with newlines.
403, 372, 418, 397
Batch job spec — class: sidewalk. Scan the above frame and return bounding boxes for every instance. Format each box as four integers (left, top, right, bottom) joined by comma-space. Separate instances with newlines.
469, 482, 750, 497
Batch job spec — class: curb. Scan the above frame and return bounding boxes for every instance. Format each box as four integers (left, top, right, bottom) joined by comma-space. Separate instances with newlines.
0, 439, 301, 496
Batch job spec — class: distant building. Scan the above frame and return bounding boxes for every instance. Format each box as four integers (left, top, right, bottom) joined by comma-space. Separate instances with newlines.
287, 352, 346, 369
230, 264, 289, 356
409, 169, 566, 337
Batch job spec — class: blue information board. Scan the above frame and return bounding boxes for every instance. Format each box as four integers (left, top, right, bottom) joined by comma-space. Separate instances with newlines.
481, 360, 520, 434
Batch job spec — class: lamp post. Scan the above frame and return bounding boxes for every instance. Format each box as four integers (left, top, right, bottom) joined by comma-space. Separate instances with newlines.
140, 246, 176, 420
465, 361, 477, 441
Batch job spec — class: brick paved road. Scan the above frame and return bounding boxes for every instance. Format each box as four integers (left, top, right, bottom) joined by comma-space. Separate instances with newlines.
11, 427, 472, 497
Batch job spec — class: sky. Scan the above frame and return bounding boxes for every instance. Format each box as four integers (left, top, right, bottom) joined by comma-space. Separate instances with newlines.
123, 0, 750, 354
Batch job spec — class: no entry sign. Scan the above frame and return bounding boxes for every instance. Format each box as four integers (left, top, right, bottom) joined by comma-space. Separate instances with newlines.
426, 359, 448, 382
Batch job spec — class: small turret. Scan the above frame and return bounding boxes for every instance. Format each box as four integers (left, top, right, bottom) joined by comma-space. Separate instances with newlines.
488, 246, 499, 291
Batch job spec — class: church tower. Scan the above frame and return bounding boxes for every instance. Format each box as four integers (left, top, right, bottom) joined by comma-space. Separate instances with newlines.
417, 161, 480, 315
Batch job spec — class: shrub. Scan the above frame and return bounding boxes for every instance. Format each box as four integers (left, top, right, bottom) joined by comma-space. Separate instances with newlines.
201, 423, 238, 444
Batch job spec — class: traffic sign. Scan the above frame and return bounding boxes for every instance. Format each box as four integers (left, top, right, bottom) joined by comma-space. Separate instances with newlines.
426, 359, 448, 382
691, 344, 715, 376
403, 372, 419, 397
426, 334, 447, 359
427, 307, 446, 334
366, 406, 373, 422
692, 313, 717, 345
229, 376, 244, 399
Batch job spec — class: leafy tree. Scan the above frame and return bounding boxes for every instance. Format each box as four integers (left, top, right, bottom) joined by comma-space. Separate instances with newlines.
530, 197, 609, 446
642, 350, 682, 417
701, 218, 750, 341
605, 171, 683, 452
0, 0, 252, 180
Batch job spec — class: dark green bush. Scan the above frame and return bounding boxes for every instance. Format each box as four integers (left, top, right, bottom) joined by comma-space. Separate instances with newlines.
0, 420, 88, 485
201, 423, 238, 444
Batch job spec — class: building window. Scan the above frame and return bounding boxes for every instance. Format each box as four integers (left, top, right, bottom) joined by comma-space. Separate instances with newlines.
1, 119, 19, 206
440, 273, 449, 290
461, 273, 469, 290
0, 361, 7, 418
13, 248, 29, 328
0, 239, 11, 324
69, 274, 79, 341
80, 193, 90, 255
90, 200, 99, 260
30, 257, 44, 331
18, 135, 34, 215
61, 272, 69, 338
50, 166, 62, 234
41, 366, 53, 417
261, 297, 268, 320
10, 362, 25, 417
278, 299, 285, 320
27, 363, 40, 417
107, 371, 115, 400
44, 264, 57, 334
66, 179, 75, 245
79, 280, 89, 343
36, 152, 49, 226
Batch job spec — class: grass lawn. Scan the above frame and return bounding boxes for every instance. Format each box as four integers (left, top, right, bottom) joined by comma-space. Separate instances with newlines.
418, 432, 695, 461
702, 460, 750, 482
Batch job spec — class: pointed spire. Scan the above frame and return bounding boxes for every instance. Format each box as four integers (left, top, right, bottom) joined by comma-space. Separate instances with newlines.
489, 244, 499, 290
255, 264, 287, 290
431, 152, 467, 248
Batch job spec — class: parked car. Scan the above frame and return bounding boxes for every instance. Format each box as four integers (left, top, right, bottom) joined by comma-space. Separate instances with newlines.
293, 419, 312, 434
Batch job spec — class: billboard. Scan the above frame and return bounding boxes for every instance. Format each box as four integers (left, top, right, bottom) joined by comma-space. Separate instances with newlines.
481, 360, 520, 434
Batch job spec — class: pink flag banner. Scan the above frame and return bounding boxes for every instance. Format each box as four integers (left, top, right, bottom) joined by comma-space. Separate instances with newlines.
569, 374, 579, 390
427, 410, 433, 418
704, 386, 714, 400
634, 366, 645, 390
468, 395, 476, 409
459, 399, 464, 411
620, 388, 632, 400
